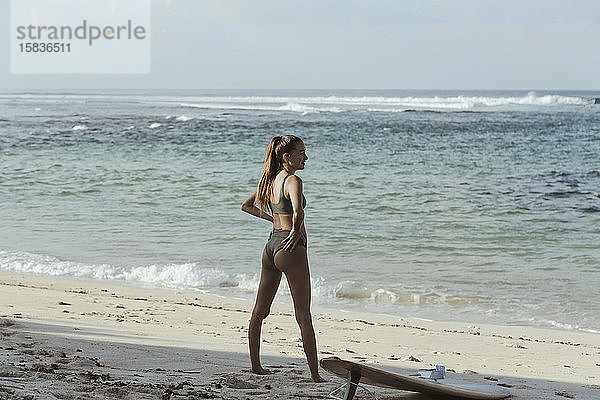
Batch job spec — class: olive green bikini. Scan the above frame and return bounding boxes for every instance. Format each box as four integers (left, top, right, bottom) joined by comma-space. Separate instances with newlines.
265, 174, 307, 263
269, 174, 306, 214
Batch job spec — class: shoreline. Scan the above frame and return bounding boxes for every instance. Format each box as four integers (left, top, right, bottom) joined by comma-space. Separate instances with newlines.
2, 262, 597, 336
1, 270, 599, 399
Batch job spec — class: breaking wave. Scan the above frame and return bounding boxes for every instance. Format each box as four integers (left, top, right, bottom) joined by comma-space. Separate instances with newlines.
176, 92, 592, 113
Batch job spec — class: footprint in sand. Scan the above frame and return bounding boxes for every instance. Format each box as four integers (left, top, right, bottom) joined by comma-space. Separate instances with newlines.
30, 363, 59, 373
459, 369, 478, 375
220, 375, 259, 390
497, 383, 528, 389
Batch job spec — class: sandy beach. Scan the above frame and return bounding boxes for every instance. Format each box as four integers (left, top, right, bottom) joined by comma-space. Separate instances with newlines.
3, 1, 600, 399
0, 270, 598, 399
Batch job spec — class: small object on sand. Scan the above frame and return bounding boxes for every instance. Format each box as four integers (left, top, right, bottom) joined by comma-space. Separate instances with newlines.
406, 355, 421, 362
418, 365, 446, 380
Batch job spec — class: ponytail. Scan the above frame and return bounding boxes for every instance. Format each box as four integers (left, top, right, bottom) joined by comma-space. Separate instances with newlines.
256, 135, 303, 213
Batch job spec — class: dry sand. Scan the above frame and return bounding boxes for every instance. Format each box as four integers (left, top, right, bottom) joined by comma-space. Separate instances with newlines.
0, 270, 599, 399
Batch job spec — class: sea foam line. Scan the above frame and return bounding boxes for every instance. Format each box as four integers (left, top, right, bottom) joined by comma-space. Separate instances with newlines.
180, 102, 342, 114
0, 250, 437, 306
2, 250, 597, 333
0, 250, 238, 290
1, 93, 592, 111
174, 93, 590, 112
0, 250, 474, 307
174, 93, 590, 106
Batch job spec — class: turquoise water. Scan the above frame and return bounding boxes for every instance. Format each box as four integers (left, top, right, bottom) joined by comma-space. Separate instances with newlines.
1, 90, 599, 332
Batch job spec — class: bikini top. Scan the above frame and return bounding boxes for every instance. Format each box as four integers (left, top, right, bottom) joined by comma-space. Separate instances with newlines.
270, 174, 307, 215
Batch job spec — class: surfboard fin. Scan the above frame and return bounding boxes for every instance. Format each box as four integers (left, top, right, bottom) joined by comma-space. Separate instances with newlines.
328, 368, 379, 400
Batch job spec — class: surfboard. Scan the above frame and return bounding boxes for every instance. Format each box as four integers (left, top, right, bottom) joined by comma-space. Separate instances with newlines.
320, 357, 511, 400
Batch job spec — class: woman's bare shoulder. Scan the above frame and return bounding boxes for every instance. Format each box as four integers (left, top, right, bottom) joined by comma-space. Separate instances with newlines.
286, 174, 302, 183
285, 174, 303, 188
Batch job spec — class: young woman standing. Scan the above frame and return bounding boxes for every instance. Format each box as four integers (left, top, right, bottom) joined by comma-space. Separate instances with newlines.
241, 135, 325, 383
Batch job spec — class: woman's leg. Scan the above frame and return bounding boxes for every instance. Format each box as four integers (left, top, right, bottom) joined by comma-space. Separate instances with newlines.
249, 248, 282, 375
274, 246, 325, 382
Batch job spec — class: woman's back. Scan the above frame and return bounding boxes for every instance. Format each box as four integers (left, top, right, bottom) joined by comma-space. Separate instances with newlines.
269, 172, 306, 230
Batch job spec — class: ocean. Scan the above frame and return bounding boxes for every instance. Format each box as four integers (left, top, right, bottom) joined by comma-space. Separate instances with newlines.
1, 89, 598, 333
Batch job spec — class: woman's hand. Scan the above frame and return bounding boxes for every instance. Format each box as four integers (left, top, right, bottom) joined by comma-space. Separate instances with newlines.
281, 229, 302, 252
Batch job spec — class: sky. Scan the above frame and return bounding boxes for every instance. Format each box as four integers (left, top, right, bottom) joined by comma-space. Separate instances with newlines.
1, 0, 599, 90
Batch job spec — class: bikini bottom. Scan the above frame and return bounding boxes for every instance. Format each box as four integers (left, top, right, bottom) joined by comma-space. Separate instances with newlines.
264, 229, 307, 264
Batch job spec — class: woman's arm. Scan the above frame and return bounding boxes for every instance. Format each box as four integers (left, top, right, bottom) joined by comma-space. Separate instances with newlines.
241, 189, 273, 223
282, 175, 304, 251
300, 222, 307, 242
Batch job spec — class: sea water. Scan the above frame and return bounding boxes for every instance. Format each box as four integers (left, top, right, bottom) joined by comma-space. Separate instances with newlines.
1, 89, 598, 333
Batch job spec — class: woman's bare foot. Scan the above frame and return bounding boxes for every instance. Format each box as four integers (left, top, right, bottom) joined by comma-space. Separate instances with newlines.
312, 374, 326, 383
251, 366, 272, 375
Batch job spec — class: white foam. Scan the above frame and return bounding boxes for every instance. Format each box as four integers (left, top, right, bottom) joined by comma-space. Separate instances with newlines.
176, 93, 590, 112
234, 273, 261, 291
175, 115, 193, 121
276, 102, 342, 114
71, 125, 88, 130
148, 122, 162, 128
0, 250, 239, 290
2, 92, 592, 109
329, 280, 400, 304
180, 102, 341, 114
530, 318, 600, 334
0, 249, 339, 302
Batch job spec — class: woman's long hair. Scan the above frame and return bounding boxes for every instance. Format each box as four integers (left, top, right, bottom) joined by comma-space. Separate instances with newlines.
256, 135, 303, 213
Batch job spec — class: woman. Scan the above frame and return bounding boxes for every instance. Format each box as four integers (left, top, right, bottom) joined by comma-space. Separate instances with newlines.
241, 135, 325, 383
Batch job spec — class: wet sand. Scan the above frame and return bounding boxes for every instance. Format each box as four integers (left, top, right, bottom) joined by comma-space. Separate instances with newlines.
0, 271, 599, 399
